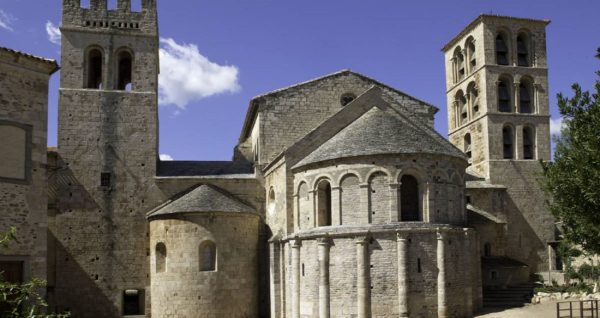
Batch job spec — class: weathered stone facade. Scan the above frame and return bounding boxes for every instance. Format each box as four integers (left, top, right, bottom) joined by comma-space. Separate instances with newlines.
0, 47, 58, 300
443, 15, 555, 287
0, 3, 558, 318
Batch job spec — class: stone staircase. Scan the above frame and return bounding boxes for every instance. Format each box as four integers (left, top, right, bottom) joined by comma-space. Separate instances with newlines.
483, 283, 536, 308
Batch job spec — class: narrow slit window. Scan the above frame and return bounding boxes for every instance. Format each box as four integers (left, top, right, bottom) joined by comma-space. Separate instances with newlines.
100, 172, 111, 187
464, 133, 472, 162
199, 241, 217, 272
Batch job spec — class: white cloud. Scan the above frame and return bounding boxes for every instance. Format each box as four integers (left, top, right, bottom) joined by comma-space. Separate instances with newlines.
550, 117, 566, 136
46, 21, 61, 45
158, 37, 240, 108
159, 153, 174, 161
0, 9, 15, 32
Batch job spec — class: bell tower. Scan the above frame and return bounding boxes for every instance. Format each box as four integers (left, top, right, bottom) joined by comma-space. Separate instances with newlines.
53, 0, 160, 316
442, 15, 556, 274
443, 14, 551, 178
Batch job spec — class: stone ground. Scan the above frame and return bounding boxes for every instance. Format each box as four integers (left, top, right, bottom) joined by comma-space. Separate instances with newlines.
475, 302, 558, 318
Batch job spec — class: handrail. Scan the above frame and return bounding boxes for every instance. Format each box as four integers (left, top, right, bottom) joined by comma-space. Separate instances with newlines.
557, 300, 599, 318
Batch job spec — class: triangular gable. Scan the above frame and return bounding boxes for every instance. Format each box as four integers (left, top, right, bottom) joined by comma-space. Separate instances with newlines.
147, 184, 255, 219
275, 87, 465, 171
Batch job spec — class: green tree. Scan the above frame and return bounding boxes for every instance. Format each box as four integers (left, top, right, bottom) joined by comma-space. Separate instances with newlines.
543, 48, 600, 254
0, 227, 69, 318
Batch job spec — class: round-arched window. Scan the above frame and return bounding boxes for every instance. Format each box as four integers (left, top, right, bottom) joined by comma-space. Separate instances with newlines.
267, 187, 276, 216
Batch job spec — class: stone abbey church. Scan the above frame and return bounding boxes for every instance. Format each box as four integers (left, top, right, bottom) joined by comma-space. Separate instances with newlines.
0, 0, 557, 317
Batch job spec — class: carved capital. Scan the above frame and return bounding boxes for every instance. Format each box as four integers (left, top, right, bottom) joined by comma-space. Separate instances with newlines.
291, 237, 302, 248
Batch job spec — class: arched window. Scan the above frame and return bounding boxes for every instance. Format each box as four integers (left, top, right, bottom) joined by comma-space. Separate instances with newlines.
456, 90, 467, 125
86, 48, 104, 89
267, 187, 276, 215
400, 175, 420, 221
523, 126, 535, 160
454, 47, 465, 82
155, 243, 166, 273
517, 33, 530, 67
467, 82, 479, 117
317, 180, 332, 227
116, 50, 133, 91
199, 241, 216, 272
466, 37, 476, 71
464, 133, 472, 162
502, 126, 514, 159
498, 78, 512, 113
495, 33, 509, 65
519, 79, 534, 113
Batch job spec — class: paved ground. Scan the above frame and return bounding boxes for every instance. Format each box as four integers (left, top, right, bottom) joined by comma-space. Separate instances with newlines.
475, 302, 557, 318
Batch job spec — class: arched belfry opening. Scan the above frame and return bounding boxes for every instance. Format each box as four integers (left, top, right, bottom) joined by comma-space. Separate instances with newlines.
400, 175, 420, 221
116, 50, 133, 91
316, 180, 332, 227
86, 48, 103, 89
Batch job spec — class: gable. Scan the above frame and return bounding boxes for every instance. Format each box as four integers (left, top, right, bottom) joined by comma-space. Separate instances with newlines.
239, 70, 439, 166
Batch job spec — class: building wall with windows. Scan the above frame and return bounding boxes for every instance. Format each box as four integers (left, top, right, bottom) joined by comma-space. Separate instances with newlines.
0, 47, 57, 299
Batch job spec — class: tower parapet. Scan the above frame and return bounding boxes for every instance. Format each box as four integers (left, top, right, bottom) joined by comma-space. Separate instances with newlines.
62, 0, 157, 34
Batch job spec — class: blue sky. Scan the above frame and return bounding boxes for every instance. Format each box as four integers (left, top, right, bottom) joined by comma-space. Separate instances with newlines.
1, 0, 599, 161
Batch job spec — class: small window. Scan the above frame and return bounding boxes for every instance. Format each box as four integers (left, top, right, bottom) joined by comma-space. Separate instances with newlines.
100, 173, 111, 187
495, 34, 509, 65
86, 48, 104, 89
498, 80, 511, 113
523, 126, 535, 160
417, 258, 422, 273
455, 90, 467, 125
340, 93, 356, 106
123, 289, 144, 315
155, 243, 166, 273
116, 50, 133, 91
490, 270, 498, 280
503, 126, 514, 159
267, 187, 276, 215
464, 133, 472, 162
454, 47, 465, 82
199, 241, 217, 272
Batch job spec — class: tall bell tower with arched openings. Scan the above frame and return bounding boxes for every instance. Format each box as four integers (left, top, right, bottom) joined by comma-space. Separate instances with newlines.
53, 0, 160, 316
443, 16, 557, 282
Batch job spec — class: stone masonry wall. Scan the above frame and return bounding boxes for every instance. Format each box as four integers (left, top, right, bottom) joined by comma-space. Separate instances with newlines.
0, 56, 54, 292
254, 72, 436, 166
149, 214, 259, 318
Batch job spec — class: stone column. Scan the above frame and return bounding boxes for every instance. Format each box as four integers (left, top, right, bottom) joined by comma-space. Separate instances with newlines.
359, 183, 370, 223
389, 183, 400, 222
463, 229, 473, 317
514, 82, 521, 113
291, 239, 302, 318
293, 193, 300, 232
534, 83, 541, 113
310, 190, 317, 228
279, 242, 287, 318
318, 238, 331, 318
356, 236, 370, 318
331, 186, 342, 225
424, 182, 432, 222
397, 232, 409, 317
269, 241, 281, 318
437, 230, 447, 318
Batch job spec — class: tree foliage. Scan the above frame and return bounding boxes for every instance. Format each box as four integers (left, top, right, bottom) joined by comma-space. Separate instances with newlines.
543, 48, 600, 254
0, 228, 69, 318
